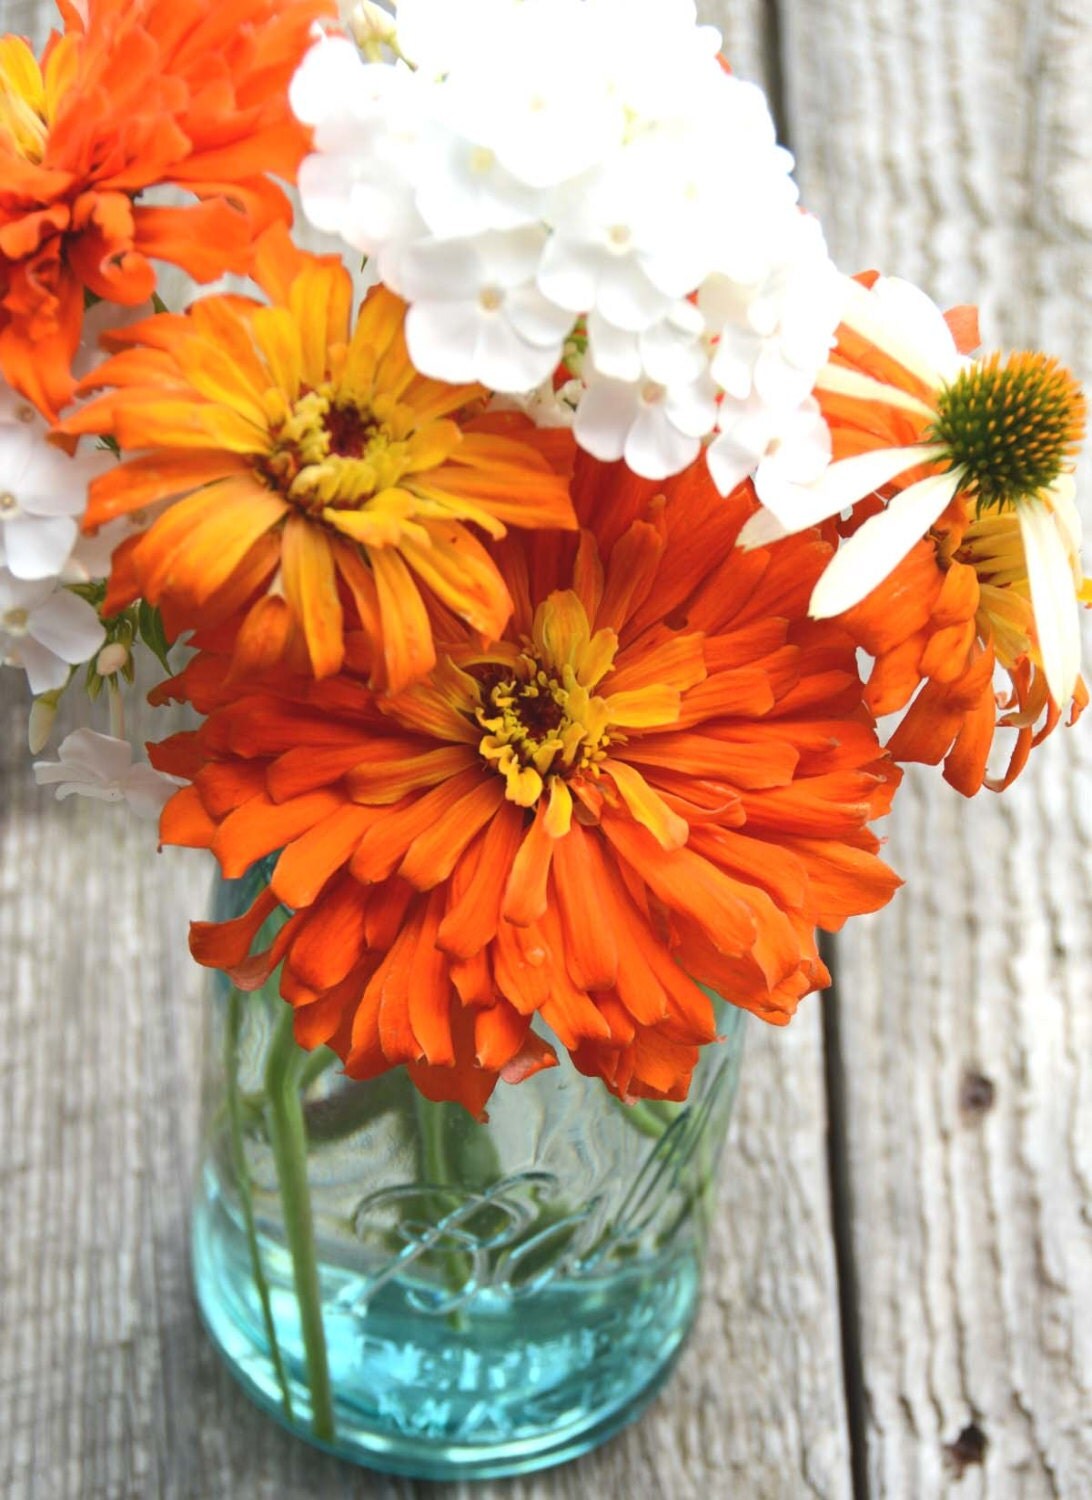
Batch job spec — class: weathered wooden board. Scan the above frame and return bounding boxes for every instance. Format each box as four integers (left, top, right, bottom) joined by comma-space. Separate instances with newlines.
0, 3, 856, 1497
781, 0, 1092, 1494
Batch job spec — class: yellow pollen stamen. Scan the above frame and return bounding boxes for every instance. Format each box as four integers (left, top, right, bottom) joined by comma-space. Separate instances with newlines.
474, 595, 621, 810
0, 491, 19, 515
259, 382, 454, 523
2, 607, 29, 633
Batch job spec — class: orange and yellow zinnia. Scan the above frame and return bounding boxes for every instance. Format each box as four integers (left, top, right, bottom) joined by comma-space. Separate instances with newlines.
151, 454, 902, 1117
0, 0, 336, 418
61, 229, 578, 693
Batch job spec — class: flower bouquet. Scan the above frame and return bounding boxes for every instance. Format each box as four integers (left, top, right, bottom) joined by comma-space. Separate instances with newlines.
2, 0, 1088, 1481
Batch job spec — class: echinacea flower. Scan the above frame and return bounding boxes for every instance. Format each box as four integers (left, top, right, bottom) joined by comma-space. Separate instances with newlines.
0, 0, 337, 419
59, 230, 577, 693
151, 454, 901, 1117
34, 727, 179, 819
745, 275, 1088, 709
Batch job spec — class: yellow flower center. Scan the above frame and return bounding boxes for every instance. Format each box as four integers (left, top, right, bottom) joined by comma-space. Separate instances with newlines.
931, 351, 1086, 513
258, 380, 464, 550
473, 590, 620, 810
476, 658, 614, 808
2, 607, 29, 634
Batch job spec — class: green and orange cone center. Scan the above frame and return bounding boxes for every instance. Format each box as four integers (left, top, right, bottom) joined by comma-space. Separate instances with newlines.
931, 351, 1086, 513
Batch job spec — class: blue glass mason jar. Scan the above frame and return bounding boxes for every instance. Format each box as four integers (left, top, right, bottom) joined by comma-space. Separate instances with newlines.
191, 865, 747, 1481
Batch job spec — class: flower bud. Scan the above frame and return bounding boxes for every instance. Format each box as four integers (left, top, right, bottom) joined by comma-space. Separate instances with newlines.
349, 1, 397, 55
28, 696, 59, 755
96, 641, 130, 677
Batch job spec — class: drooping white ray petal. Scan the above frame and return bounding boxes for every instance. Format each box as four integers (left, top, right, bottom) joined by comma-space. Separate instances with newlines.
838, 276, 958, 389
757, 442, 944, 529
737, 507, 792, 549
815, 362, 937, 421
1018, 498, 1083, 709
808, 469, 960, 619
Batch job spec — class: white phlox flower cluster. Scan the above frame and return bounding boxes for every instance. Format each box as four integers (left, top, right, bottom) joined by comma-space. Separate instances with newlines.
0, 389, 109, 694
292, 0, 844, 483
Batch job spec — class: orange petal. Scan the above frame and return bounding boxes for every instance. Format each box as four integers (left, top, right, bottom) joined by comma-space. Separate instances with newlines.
371, 546, 436, 694
281, 513, 344, 678
501, 802, 554, 927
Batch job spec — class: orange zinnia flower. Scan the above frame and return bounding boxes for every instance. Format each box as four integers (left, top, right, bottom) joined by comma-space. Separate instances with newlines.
60, 230, 578, 693
0, 0, 337, 418
152, 456, 901, 1117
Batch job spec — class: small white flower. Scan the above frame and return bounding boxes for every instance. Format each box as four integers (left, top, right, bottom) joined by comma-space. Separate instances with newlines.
34, 729, 181, 822
0, 398, 113, 582
401, 227, 573, 390
0, 570, 106, 695
575, 363, 717, 480
586, 300, 708, 385
715, 395, 831, 510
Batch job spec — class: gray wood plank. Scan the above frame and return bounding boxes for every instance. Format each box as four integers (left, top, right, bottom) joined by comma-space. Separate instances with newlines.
780, 0, 1092, 1494
0, 3, 853, 1496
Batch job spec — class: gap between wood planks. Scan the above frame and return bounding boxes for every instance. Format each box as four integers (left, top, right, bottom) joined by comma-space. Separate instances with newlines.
756, 7, 873, 1493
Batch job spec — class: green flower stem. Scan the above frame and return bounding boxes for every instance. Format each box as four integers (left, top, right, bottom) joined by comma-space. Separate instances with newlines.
264, 1006, 335, 1444
608, 1094, 681, 1141
412, 1091, 473, 1326
297, 1045, 338, 1096
224, 989, 294, 1422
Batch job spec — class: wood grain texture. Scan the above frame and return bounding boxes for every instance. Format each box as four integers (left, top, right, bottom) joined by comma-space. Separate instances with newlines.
0, 6, 854, 1498
780, 0, 1092, 1494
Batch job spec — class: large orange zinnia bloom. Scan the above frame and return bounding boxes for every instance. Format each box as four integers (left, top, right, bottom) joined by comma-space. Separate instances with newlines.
0, 0, 336, 417
61, 230, 578, 693
815, 280, 1088, 794
152, 457, 901, 1116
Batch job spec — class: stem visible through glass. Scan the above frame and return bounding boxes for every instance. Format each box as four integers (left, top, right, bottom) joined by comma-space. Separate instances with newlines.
224, 987, 294, 1421
264, 1004, 335, 1443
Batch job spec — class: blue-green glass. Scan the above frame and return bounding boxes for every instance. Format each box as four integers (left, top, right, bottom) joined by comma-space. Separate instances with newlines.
191, 868, 746, 1480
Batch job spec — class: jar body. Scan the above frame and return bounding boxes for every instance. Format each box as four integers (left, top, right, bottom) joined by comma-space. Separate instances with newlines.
192, 869, 746, 1480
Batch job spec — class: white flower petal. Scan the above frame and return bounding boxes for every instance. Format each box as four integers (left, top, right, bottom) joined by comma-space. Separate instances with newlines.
505, 285, 573, 349
737, 507, 792, 549
573, 380, 638, 462
54, 728, 135, 782
289, 36, 365, 126
124, 764, 183, 822
759, 442, 943, 529
29, 589, 106, 664
809, 471, 960, 618
12, 636, 69, 695
707, 428, 760, 497
404, 300, 483, 384
536, 230, 611, 309
1018, 499, 1083, 708
3, 513, 78, 581
624, 406, 700, 479
839, 276, 960, 390
587, 313, 642, 382
475, 313, 562, 390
